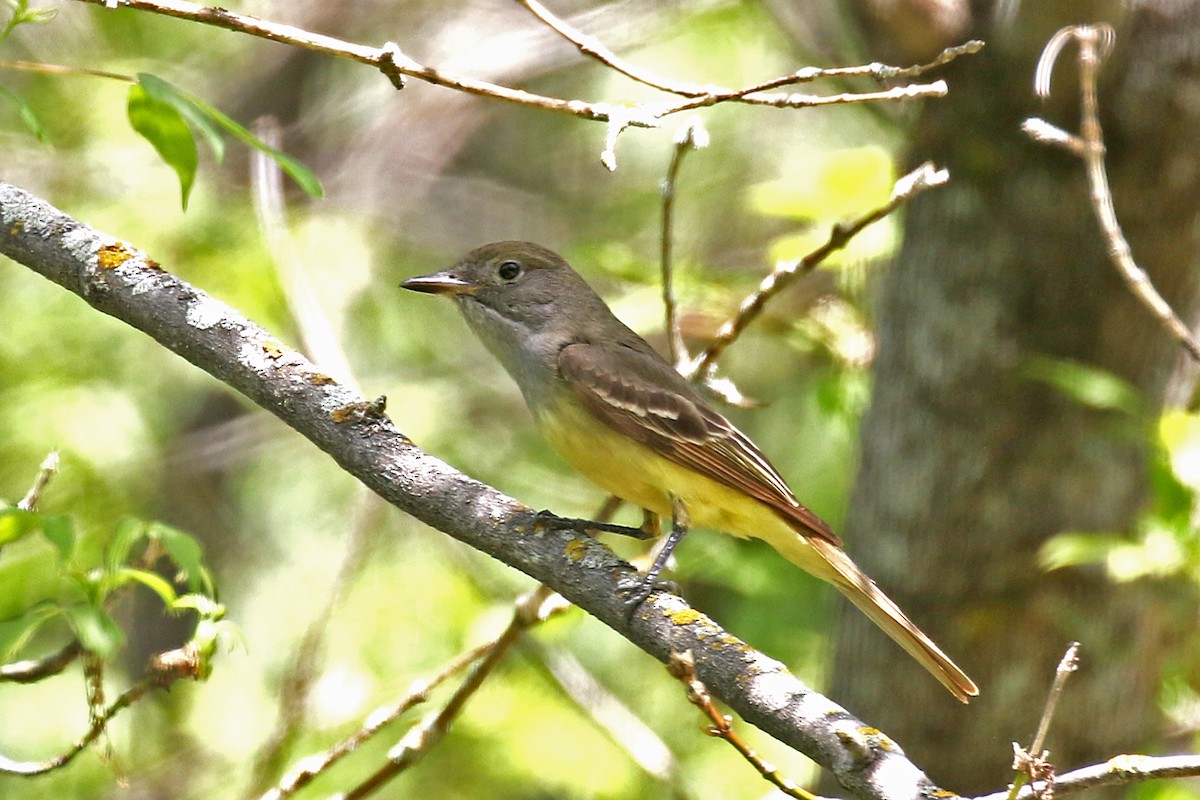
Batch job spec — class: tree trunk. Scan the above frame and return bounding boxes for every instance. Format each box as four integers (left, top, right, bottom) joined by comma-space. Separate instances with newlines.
830, 0, 1200, 792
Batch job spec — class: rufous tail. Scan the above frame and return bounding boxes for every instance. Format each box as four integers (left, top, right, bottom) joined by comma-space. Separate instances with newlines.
808, 537, 978, 703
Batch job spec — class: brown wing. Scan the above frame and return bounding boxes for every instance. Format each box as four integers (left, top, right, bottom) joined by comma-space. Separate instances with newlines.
557, 342, 840, 545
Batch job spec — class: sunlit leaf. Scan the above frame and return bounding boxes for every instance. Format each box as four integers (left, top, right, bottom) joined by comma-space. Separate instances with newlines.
0, 506, 38, 548
748, 146, 894, 221
150, 522, 214, 594
127, 81, 198, 209
1039, 531, 1123, 572
172, 593, 223, 616
116, 567, 178, 606
1040, 524, 1187, 582
65, 603, 124, 659
1020, 356, 1142, 414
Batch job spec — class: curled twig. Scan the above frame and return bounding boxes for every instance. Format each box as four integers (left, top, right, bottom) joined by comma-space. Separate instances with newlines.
1024, 24, 1200, 362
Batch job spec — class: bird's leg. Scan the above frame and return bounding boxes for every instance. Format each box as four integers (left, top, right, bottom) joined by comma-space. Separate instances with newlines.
533, 509, 655, 540
621, 497, 689, 618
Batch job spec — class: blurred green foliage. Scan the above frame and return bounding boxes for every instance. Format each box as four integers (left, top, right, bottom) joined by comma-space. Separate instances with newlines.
0, 0, 1119, 799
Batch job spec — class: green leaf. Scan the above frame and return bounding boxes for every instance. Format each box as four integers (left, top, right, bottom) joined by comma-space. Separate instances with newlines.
115, 567, 177, 606
135, 72, 323, 198
150, 522, 214, 595
65, 603, 124, 659
127, 81, 198, 209
1020, 356, 1143, 415
40, 514, 76, 563
107, 517, 148, 574
0, 506, 39, 548
1039, 531, 1122, 572
137, 73, 225, 163
0, 86, 46, 142
0, 603, 60, 661
172, 593, 223, 618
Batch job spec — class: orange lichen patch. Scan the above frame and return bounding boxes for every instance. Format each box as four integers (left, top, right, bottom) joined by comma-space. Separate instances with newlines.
261, 339, 286, 359
859, 727, 896, 751
564, 538, 590, 562
330, 404, 364, 424
666, 608, 703, 626
9, 220, 24, 235
97, 242, 134, 269
304, 371, 337, 385
931, 790, 960, 798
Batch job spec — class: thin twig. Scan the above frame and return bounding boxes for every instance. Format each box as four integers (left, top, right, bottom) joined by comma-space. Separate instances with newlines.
0, 640, 82, 683
974, 754, 1200, 800
1024, 24, 1200, 362
514, 0, 709, 98
246, 496, 384, 797
259, 634, 503, 800
515, 0, 981, 101
75, 0, 657, 125
75, 0, 974, 170
1006, 642, 1081, 800
341, 586, 563, 800
660, 119, 708, 366
0, 58, 135, 82
18, 451, 58, 511
684, 162, 950, 380
0, 677, 155, 775
1031, 642, 1080, 756
533, 642, 680, 786
667, 651, 820, 800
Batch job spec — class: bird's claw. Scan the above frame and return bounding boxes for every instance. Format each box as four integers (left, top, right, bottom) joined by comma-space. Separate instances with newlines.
533, 509, 653, 540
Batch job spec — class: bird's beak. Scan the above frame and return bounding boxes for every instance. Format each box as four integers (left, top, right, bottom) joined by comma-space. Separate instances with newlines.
400, 271, 477, 296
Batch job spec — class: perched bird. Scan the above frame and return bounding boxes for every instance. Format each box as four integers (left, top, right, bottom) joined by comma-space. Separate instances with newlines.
403, 240, 978, 702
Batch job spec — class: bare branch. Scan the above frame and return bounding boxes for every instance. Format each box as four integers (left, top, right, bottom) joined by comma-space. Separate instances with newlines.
975, 754, 1200, 800
1031, 642, 1080, 757
342, 587, 560, 800
18, 450, 58, 511
684, 162, 950, 380
72, 0, 978, 170
0, 640, 81, 683
260, 618, 511, 800
660, 119, 708, 366
0, 677, 155, 775
1025, 24, 1200, 362
74, 0, 658, 126
1007, 643, 1081, 800
0, 181, 949, 800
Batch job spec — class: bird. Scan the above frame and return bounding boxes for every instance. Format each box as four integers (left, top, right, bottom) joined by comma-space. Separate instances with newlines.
402, 240, 978, 702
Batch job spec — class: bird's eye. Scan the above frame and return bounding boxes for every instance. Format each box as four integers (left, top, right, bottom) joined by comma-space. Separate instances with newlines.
498, 260, 522, 281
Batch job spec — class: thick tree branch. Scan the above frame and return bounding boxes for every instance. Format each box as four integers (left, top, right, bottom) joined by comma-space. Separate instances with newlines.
0, 182, 942, 800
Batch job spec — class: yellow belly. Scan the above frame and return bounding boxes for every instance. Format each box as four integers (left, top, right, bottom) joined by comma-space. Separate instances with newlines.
533, 394, 833, 579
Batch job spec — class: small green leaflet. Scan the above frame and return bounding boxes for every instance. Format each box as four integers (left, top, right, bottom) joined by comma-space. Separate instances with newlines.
0, 86, 46, 142
128, 73, 323, 209
128, 82, 198, 209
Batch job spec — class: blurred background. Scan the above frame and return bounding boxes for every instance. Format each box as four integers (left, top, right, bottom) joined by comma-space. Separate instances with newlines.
3, 1, 1200, 798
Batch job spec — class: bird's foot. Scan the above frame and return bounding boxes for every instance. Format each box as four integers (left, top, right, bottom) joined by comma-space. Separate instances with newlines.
533, 509, 654, 540
617, 572, 680, 621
